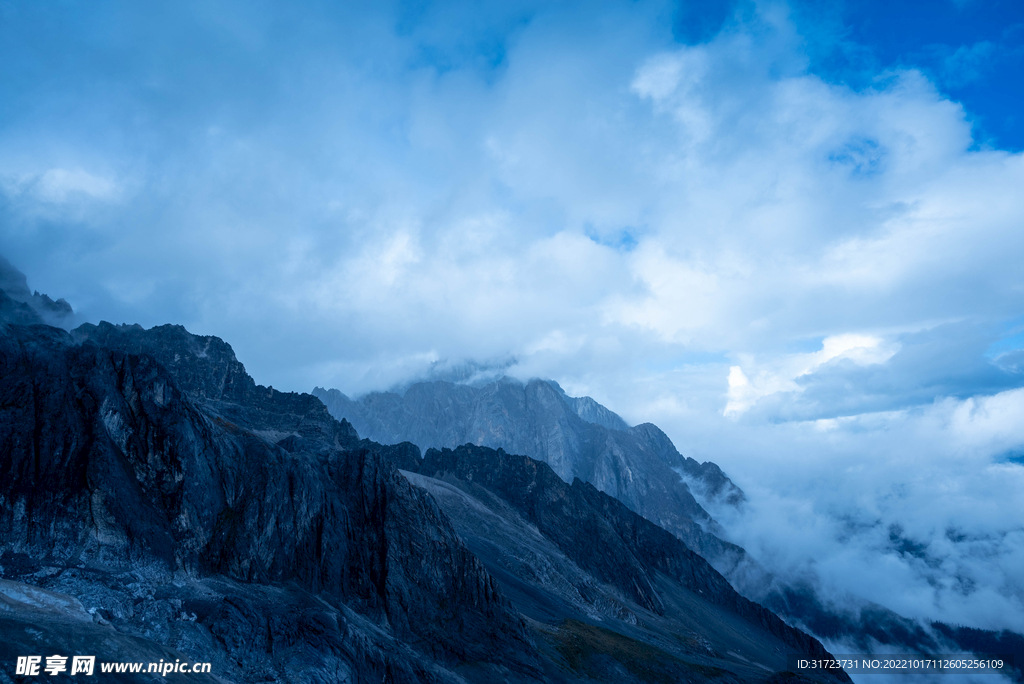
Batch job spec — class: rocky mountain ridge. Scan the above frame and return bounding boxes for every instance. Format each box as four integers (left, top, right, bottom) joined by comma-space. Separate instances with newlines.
311, 365, 1024, 681
0, 255, 74, 328
415, 444, 833, 659
1, 320, 536, 682
313, 381, 746, 567
0, 260, 847, 683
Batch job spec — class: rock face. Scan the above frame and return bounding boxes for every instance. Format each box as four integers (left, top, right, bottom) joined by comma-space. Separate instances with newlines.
0, 318, 538, 682
312, 381, 746, 565
72, 322, 356, 450
396, 447, 850, 683
414, 445, 836, 662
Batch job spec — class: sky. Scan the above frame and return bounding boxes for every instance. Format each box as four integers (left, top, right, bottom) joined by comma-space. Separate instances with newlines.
2, 0, 1023, 651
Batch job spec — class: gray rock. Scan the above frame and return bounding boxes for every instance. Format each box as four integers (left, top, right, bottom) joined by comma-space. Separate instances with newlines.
0, 320, 539, 681
412, 444, 851, 682
312, 380, 746, 566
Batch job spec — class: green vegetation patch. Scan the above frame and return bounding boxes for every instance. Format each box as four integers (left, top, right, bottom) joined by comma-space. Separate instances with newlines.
546, 619, 729, 683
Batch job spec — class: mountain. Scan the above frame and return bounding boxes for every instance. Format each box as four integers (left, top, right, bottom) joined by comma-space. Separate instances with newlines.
312, 381, 746, 566
0, 260, 848, 683
0, 321, 537, 682
311, 372, 1024, 681
0, 255, 75, 328
414, 445, 835, 651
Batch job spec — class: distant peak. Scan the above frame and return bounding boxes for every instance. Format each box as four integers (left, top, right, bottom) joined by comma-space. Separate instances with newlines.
382, 356, 518, 394
0, 254, 76, 329
544, 379, 565, 394
0, 254, 31, 300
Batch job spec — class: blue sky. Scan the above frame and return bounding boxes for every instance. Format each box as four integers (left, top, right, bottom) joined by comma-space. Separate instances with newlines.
807, 0, 1024, 151
2, 0, 1023, 643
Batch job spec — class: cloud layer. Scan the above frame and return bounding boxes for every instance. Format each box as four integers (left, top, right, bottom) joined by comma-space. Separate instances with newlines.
2, 0, 1022, 640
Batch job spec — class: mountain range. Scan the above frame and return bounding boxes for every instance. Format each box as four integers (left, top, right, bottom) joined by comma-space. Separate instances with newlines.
313, 369, 1024, 681
313, 381, 745, 569
0, 260, 848, 682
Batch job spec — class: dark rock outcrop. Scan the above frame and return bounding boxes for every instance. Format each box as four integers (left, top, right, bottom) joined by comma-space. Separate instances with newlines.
0, 319, 539, 681
416, 445, 843, 668
0, 288, 47, 326
71, 322, 358, 450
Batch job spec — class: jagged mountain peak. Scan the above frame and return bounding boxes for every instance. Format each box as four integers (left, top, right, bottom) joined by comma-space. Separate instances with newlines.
69, 320, 359, 449
0, 254, 75, 328
1, 312, 543, 681
541, 379, 632, 431
312, 376, 749, 576
313, 377, 743, 502
0, 254, 32, 299
70, 321, 251, 401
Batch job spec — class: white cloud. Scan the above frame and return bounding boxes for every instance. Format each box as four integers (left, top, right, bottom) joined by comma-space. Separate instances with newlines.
724, 333, 900, 416
642, 381, 1024, 633
947, 387, 1024, 454
809, 333, 896, 368
34, 168, 119, 203
1, 168, 120, 205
